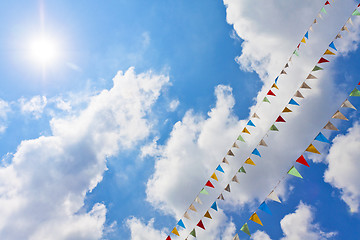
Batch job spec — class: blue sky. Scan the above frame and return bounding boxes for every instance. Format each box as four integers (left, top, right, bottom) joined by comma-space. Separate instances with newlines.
0, 0, 360, 239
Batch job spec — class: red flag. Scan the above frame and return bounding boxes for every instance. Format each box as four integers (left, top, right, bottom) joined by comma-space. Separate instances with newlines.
296, 155, 310, 167
205, 180, 215, 188
166, 236, 171, 240
318, 57, 329, 63
358, 82, 360, 85
197, 220, 206, 230
276, 116, 286, 122
325, 1, 330, 5
267, 90, 276, 96
297, 43, 300, 49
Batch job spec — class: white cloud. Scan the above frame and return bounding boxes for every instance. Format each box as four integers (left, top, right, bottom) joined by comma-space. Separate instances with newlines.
324, 122, 360, 213
280, 202, 336, 240
19, 95, 48, 119
0, 99, 10, 134
251, 230, 272, 240
126, 217, 167, 240
169, 99, 180, 112
0, 67, 169, 239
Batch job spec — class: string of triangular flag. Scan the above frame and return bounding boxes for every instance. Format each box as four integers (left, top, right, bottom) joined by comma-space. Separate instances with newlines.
164, 3, 360, 240
233, 82, 360, 239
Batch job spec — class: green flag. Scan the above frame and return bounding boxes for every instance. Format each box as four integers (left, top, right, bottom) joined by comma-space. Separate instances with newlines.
353, 9, 360, 16
200, 188, 209, 195
190, 228, 196, 237
263, 97, 270, 103
240, 223, 251, 236
288, 166, 303, 178
321, 7, 327, 14
238, 166, 246, 173
350, 88, 360, 96
312, 66, 323, 71
270, 124, 279, 131
237, 135, 245, 142
293, 50, 299, 56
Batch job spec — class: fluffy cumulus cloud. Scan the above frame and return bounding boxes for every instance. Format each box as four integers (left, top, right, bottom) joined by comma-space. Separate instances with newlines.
0, 98, 10, 134
0, 67, 169, 239
252, 202, 336, 240
324, 122, 360, 213
19, 95, 48, 119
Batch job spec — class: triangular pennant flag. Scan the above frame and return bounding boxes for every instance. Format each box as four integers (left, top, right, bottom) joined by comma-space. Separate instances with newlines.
171, 227, 180, 236
189, 204, 197, 212
205, 180, 215, 188
312, 66, 323, 71
197, 220, 205, 230
184, 212, 191, 220
267, 90, 276, 96
289, 98, 299, 106
305, 31, 309, 39
227, 149, 235, 156
293, 50, 299, 56
324, 49, 335, 55
211, 201, 218, 211
282, 107, 292, 113
247, 120, 256, 127
268, 191, 281, 203
341, 99, 356, 110
325, 1, 330, 5
270, 124, 279, 131
336, 33, 342, 39
216, 165, 224, 173
259, 202, 272, 215
313, 19, 317, 24
190, 229, 196, 237
280, 69, 287, 74
288, 166, 303, 178
329, 42, 337, 52
211, 172, 218, 181
233, 234, 240, 240
250, 212, 263, 226
315, 132, 331, 143
232, 142, 239, 148
238, 166, 246, 173
310, 25, 314, 31
225, 184, 231, 192
347, 17, 354, 26
300, 82, 312, 89
204, 211, 212, 219
178, 219, 186, 229
323, 121, 339, 131
240, 223, 251, 236
352, 9, 360, 16
263, 97, 271, 103
166, 236, 171, 240
237, 135, 245, 142
245, 158, 256, 166
272, 83, 279, 90
195, 196, 203, 204
321, 7, 327, 14
252, 148, 261, 157
222, 157, 230, 164
301, 37, 306, 43
296, 155, 310, 167
350, 88, 360, 96
252, 112, 260, 119
218, 193, 225, 200
306, 144, 321, 154
318, 57, 329, 63
275, 76, 279, 84
306, 74, 317, 79
232, 175, 239, 183
341, 25, 349, 32
276, 115, 286, 122
200, 188, 209, 195
284, 63, 289, 68
242, 127, 251, 134
294, 90, 304, 98
259, 139, 268, 147
318, 13, 323, 19
332, 110, 348, 120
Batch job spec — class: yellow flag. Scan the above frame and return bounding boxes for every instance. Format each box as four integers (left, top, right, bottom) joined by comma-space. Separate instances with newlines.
242, 127, 251, 134
301, 37, 306, 43
282, 107, 292, 113
245, 158, 256, 166
250, 212, 263, 226
272, 83, 279, 90
306, 144, 321, 154
171, 227, 180, 236
211, 172, 218, 181
204, 211, 212, 219
324, 49, 335, 55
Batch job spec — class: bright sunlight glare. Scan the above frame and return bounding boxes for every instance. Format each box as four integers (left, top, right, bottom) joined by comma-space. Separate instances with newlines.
29, 35, 59, 66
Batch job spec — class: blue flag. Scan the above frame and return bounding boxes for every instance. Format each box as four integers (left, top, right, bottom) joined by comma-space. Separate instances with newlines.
252, 148, 261, 157
216, 165, 224, 173
247, 120, 256, 127
329, 41, 337, 51
289, 98, 299, 106
177, 219, 186, 229
258, 202, 272, 215
305, 31, 309, 39
211, 201, 218, 211
315, 132, 330, 143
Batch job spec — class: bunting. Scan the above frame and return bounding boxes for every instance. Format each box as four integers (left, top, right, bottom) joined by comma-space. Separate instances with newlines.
245, 158, 256, 166
252, 148, 261, 157
247, 120, 256, 127
341, 99, 356, 110
204, 211, 212, 219
283, 107, 292, 113
276, 116, 286, 122
296, 155, 310, 167
332, 110, 348, 120
288, 166, 303, 179
249, 212, 263, 226
259, 202, 272, 215
315, 132, 330, 143
211, 172, 218, 181
312, 66, 323, 71
289, 98, 299, 105
171, 227, 180, 236
205, 180, 215, 188
225, 184, 231, 192
197, 220, 205, 230
240, 223, 251, 236
306, 144, 321, 154
300, 82, 312, 89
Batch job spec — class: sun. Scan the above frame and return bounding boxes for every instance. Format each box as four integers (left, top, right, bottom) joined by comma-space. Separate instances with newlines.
29, 34, 60, 66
